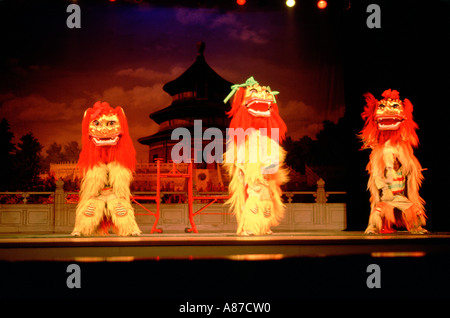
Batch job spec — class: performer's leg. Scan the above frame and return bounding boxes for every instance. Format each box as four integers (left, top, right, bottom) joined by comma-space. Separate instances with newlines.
107, 162, 132, 199
72, 164, 108, 236
260, 200, 275, 235
238, 179, 275, 236
71, 199, 106, 236
78, 164, 108, 201
107, 162, 141, 236
107, 198, 141, 236
389, 196, 428, 234
365, 207, 382, 234
238, 196, 266, 235
402, 204, 428, 234
227, 168, 246, 233
364, 202, 395, 234
266, 178, 285, 232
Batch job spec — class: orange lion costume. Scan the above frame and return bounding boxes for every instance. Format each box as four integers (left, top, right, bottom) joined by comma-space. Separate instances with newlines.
360, 89, 427, 234
223, 76, 288, 235
71, 101, 141, 236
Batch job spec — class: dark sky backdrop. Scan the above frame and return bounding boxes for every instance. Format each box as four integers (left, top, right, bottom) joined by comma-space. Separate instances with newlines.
0, 0, 345, 162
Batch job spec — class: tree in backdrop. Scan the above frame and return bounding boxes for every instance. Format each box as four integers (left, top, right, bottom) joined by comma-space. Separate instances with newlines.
0, 118, 81, 190
63, 141, 81, 162
40, 140, 81, 172
284, 135, 314, 174
13, 132, 43, 190
284, 119, 348, 170
0, 118, 16, 190
283, 118, 350, 189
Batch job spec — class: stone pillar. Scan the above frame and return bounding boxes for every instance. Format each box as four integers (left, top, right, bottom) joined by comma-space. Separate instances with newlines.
54, 178, 65, 232
314, 178, 328, 226
314, 178, 328, 203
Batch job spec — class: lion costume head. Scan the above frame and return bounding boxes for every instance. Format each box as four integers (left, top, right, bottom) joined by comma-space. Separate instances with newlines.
78, 101, 136, 173
360, 89, 419, 149
224, 76, 287, 143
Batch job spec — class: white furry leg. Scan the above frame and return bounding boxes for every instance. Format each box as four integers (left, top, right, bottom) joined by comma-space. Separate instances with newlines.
105, 162, 141, 236
72, 164, 108, 236
72, 199, 106, 236
106, 198, 141, 236
78, 164, 108, 201
237, 196, 272, 236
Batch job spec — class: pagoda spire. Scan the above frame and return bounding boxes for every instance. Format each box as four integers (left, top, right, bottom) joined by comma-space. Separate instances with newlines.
197, 41, 205, 56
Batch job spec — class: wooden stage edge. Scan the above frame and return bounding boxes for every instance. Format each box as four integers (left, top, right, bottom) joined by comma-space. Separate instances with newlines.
1, 231, 450, 261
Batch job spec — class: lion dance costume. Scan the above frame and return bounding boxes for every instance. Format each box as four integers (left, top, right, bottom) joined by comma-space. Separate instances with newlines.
223, 77, 288, 235
71, 101, 141, 236
360, 89, 427, 234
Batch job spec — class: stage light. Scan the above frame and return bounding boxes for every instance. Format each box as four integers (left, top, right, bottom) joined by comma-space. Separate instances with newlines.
317, 0, 327, 9
237, 0, 246, 5
286, 0, 296, 7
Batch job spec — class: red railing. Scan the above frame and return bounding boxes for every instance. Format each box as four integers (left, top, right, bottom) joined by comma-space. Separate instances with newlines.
131, 159, 229, 234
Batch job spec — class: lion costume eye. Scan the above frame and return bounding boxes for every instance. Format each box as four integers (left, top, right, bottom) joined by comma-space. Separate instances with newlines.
93, 120, 100, 126
108, 121, 116, 126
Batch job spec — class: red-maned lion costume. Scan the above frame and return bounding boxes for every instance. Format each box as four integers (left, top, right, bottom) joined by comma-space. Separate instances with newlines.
72, 101, 141, 236
360, 89, 427, 234
223, 76, 289, 235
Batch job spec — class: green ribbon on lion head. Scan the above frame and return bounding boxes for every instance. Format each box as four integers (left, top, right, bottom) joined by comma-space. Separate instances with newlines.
223, 76, 279, 104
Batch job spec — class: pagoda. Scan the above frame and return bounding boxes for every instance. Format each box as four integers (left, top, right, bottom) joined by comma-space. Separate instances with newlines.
138, 42, 233, 166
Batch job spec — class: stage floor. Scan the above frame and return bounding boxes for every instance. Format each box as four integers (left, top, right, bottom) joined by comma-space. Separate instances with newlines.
1, 231, 450, 261
1, 231, 450, 301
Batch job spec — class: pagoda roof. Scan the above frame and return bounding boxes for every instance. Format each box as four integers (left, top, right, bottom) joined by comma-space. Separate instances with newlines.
162, 42, 232, 99
150, 99, 229, 125
148, 42, 232, 124
137, 124, 227, 146
139, 42, 233, 146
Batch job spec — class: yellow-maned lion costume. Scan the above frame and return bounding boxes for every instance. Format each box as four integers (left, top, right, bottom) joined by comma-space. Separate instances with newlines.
223, 77, 289, 235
